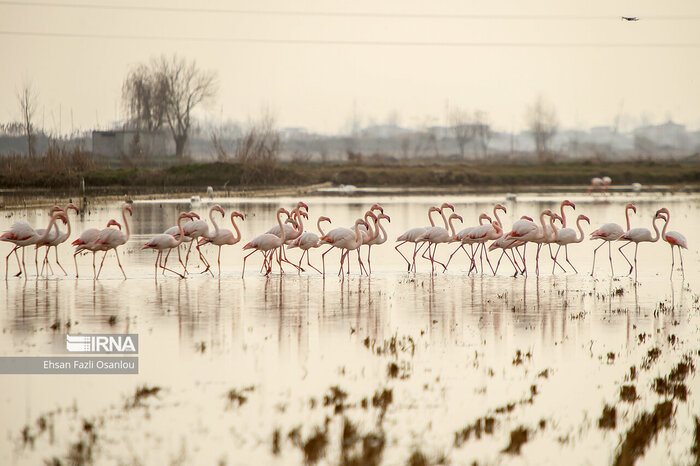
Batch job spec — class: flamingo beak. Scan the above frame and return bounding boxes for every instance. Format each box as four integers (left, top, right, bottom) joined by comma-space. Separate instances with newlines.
384, 215, 391, 222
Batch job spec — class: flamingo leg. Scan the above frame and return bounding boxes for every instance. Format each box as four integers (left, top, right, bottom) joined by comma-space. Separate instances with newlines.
591, 241, 604, 275
154, 251, 160, 280
184, 240, 194, 270
114, 248, 127, 279
548, 243, 566, 273
679, 247, 684, 275
163, 249, 172, 275
306, 250, 321, 274
633, 243, 639, 280
367, 245, 372, 274
217, 246, 222, 275
6, 246, 20, 279
608, 241, 614, 276
357, 249, 368, 275
413, 242, 428, 272
92, 251, 96, 279
73, 251, 80, 278
321, 245, 334, 276
618, 242, 633, 275
338, 250, 346, 277
97, 251, 109, 279
53, 246, 67, 276
564, 246, 578, 273
196, 243, 214, 276
482, 244, 495, 275
395, 242, 411, 271
242, 250, 256, 277
432, 244, 447, 272
445, 244, 463, 270
160, 249, 185, 278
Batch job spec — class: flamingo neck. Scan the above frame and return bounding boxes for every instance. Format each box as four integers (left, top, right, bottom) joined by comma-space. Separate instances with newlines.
548, 216, 558, 241
560, 204, 569, 228
575, 218, 585, 243
439, 208, 449, 229
317, 218, 328, 237
353, 221, 363, 247
492, 207, 503, 229
122, 206, 131, 242
39, 213, 61, 242
175, 216, 186, 246
650, 217, 661, 242
231, 214, 241, 242
625, 206, 633, 231
376, 218, 387, 242
294, 208, 305, 233
538, 212, 547, 237
209, 207, 220, 237
448, 218, 459, 236
278, 211, 286, 243
427, 209, 438, 227
364, 212, 375, 238
660, 215, 669, 240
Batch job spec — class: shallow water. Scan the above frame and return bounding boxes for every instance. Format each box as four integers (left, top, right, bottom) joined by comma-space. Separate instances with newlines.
1, 192, 698, 465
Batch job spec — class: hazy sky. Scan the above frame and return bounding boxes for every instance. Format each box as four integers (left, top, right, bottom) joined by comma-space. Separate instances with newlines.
1, 0, 700, 135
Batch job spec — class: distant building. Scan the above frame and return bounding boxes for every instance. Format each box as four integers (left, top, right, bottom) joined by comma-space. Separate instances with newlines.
92, 130, 171, 158
633, 121, 688, 150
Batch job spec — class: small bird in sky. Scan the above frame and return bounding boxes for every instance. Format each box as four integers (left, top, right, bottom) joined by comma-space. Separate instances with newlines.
621, 16, 640, 21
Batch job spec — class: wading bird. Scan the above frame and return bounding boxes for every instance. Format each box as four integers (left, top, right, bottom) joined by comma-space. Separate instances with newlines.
142, 212, 194, 279
198, 207, 245, 274
288, 216, 332, 274
242, 208, 291, 277
35, 203, 79, 276
618, 210, 664, 277
552, 214, 590, 273
655, 207, 688, 276
93, 204, 133, 279
320, 218, 369, 277
590, 203, 636, 276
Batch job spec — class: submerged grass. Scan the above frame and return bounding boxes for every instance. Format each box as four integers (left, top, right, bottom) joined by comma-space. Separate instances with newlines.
613, 401, 674, 466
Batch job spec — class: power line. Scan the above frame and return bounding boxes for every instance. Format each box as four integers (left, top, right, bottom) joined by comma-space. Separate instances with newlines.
1, 1, 698, 21
2, 30, 700, 47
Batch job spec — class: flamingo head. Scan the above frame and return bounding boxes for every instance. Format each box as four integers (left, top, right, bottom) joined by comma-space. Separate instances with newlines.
370, 203, 384, 213
440, 203, 455, 212
124, 205, 133, 216
296, 202, 309, 212
359, 219, 370, 229
602, 176, 612, 185
213, 205, 225, 217
655, 210, 667, 221
552, 213, 563, 223
56, 212, 69, 224
66, 203, 80, 214
107, 219, 122, 230
562, 200, 575, 210
450, 213, 463, 223
543, 209, 554, 216
366, 211, 378, 222
285, 217, 299, 227
231, 211, 244, 220
478, 213, 491, 223
521, 215, 534, 222
319, 216, 332, 224
299, 210, 309, 220
49, 205, 63, 215
278, 208, 291, 217
656, 207, 669, 216
494, 203, 507, 213
626, 203, 637, 213
188, 211, 201, 220
379, 213, 391, 222
579, 215, 591, 224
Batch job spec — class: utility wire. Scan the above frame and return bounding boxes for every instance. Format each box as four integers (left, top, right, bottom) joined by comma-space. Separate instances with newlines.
2, 30, 700, 47
1, 1, 698, 21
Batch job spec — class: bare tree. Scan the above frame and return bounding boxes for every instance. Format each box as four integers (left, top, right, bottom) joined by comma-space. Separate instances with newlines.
122, 55, 217, 158
473, 110, 493, 159
526, 96, 558, 160
449, 108, 474, 158
235, 112, 281, 185
17, 81, 38, 157
122, 64, 168, 131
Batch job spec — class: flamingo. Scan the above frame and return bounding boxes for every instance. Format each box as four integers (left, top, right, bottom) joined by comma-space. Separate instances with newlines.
242, 208, 291, 277
417, 212, 463, 273
488, 235, 523, 276
590, 203, 636, 276
655, 208, 688, 276
35, 203, 79, 276
618, 210, 664, 277
552, 214, 590, 273
395, 203, 452, 272
588, 176, 611, 194
142, 212, 194, 279
354, 211, 377, 275
320, 218, 369, 277
446, 213, 490, 271
267, 204, 308, 271
94, 204, 133, 279
182, 208, 217, 276
465, 217, 504, 275
198, 208, 245, 274
72, 220, 121, 279
365, 213, 391, 273
287, 216, 332, 274
162, 212, 196, 273
2, 210, 68, 279
505, 211, 552, 276
33, 205, 64, 276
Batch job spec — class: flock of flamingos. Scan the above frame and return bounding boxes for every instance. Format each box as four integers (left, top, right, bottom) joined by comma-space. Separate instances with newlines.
0, 197, 688, 281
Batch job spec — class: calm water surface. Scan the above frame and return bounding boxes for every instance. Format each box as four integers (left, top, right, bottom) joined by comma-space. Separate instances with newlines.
1, 193, 699, 465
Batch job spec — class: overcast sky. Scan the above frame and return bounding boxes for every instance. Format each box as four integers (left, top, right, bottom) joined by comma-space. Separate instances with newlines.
1, 0, 700, 135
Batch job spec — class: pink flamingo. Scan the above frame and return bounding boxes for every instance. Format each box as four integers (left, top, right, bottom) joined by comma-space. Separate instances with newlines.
267, 204, 308, 272
1, 210, 68, 279
287, 216, 332, 274
655, 208, 688, 276
588, 176, 611, 194
488, 235, 523, 276
465, 217, 504, 275
395, 203, 452, 272
590, 203, 636, 276
198, 208, 245, 274
142, 212, 194, 279
162, 212, 195, 273
505, 211, 552, 276
182, 208, 215, 276
94, 204, 133, 279
365, 213, 391, 273
72, 219, 121, 279
618, 210, 664, 277
320, 218, 369, 277
447, 213, 490, 271
35, 203, 79, 276
242, 208, 291, 277
417, 212, 463, 273
552, 214, 590, 273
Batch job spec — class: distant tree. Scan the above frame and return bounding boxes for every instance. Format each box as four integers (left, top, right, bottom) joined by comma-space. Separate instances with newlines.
122, 55, 217, 158
17, 80, 38, 157
473, 110, 493, 159
526, 96, 558, 160
449, 108, 474, 158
